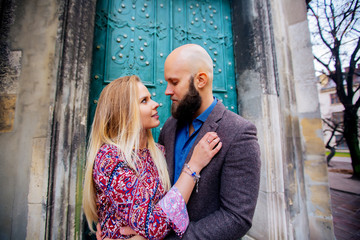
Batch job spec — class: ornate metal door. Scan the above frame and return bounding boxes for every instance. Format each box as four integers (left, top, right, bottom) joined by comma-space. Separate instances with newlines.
89, 0, 237, 140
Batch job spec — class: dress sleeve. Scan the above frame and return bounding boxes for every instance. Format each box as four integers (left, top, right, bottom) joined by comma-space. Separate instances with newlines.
159, 186, 189, 236
94, 146, 188, 239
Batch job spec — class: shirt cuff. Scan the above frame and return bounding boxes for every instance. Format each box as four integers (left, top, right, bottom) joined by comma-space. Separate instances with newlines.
159, 186, 189, 237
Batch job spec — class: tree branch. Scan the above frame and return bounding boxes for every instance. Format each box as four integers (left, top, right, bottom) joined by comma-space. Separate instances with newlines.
333, 37, 348, 105
346, 37, 360, 99
329, 0, 336, 33
339, 0, 359, 41
354, 85, 360, 94
323, 118, 336, 130
309, 4, 333, 51
355, 92, 360, 109
314, 55, 331, 73
322, 118, 344, 135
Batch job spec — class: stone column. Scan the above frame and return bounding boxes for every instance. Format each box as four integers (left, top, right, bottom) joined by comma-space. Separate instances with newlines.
44, 0, 96, 239
232, 0, 334, 239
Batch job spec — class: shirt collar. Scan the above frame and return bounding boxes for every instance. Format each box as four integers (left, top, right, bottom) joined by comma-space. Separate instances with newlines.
192, 97, 218, 126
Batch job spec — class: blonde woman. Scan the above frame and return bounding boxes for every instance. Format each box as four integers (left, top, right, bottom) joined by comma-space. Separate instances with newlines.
83, 75, 222, 239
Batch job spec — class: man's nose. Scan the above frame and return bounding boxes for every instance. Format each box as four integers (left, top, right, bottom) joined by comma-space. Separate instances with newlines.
165, 85, 173, 95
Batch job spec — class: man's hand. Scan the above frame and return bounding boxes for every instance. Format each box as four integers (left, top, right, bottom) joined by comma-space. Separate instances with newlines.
96, 223, 145, 240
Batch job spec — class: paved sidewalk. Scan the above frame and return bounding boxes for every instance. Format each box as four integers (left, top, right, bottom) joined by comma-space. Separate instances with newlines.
327, 157, 360, 240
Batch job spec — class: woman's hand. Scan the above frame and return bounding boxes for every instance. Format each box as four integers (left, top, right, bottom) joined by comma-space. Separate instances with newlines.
96, 223, 144, 240
188, 132, 222, 173
173, 132, 222, 203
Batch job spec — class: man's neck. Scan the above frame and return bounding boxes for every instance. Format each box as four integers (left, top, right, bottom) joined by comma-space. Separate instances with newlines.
193, 94, 214, 119
189, 94, 214, 136
189, 124, 195, 136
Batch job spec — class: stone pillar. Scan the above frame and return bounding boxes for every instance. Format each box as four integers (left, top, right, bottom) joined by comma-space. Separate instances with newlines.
232, 0, 334, 239
43, 0, 96, 239
280, 0, 335, 238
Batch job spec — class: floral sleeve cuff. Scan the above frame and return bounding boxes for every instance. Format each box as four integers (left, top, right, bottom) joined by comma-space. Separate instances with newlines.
159, 186, 189, 237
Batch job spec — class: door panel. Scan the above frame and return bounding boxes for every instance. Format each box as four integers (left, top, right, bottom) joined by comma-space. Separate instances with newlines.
89, 0, 237, 141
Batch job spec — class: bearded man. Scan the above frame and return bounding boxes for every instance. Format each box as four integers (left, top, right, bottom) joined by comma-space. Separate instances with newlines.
158, 44, 261, 239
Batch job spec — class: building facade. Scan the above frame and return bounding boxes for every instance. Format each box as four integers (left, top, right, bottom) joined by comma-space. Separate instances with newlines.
318, 67, 360, 151
0, 0, 334, 239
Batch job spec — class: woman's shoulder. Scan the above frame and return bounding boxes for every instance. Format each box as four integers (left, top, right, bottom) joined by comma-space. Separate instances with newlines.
96, 144, 120, 160
99, 143, 119, 152
94, 144, 125, 174
155, 143, 165, 153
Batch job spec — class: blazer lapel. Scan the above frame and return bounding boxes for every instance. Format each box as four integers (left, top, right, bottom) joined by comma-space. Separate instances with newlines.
164, 117, 178, 182
185, 101, 225, 163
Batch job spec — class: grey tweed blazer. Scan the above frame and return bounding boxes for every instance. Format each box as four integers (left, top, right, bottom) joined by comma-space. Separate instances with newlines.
158, 101, 261, 240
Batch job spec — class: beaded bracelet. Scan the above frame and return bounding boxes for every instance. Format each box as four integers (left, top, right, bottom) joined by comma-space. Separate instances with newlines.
183, 163, 201, 193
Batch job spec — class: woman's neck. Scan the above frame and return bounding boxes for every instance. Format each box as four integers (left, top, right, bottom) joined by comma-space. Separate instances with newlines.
139, 130, 148, 149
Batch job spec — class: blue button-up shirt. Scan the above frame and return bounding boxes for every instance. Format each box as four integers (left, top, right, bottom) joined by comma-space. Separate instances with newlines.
173, 98, 218, 183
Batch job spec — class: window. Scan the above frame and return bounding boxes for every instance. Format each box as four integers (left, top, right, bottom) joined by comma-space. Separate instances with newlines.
335, 135, 347, 150
331, 111, 343, 124
330, 93, 340, 104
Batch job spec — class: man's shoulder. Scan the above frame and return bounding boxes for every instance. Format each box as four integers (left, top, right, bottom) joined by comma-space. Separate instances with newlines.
161, 116, 177, 132
213, 103, 256, 130
163, 115, 176, 125
158, 116, 177, 144
224, 110, 253, 125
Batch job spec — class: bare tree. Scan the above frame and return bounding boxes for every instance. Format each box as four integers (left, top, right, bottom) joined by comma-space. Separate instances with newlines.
308, 0, 360, 178
322, 118, 345, 165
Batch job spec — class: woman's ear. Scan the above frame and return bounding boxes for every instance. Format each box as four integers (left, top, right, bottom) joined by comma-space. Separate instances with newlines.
195, 72, 208, 89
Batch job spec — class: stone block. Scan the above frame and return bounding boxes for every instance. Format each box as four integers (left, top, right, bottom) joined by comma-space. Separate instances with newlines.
0, 94, 16, 132
301, 118, 325, 155
28, 138, 47, 203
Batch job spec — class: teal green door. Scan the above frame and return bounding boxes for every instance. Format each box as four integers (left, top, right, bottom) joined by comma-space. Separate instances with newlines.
89, 0, 237, 140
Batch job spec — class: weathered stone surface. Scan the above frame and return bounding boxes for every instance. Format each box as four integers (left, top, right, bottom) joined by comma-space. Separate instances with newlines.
301, 118, 326, 155
0, 50, 22, 95
0, 94, 16, 132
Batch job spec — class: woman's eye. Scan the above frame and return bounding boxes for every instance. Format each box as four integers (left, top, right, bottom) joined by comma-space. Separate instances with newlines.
141, 97, 151, 103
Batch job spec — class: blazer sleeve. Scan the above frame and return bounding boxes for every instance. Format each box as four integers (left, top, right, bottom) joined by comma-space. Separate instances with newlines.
168, 121, 261, 240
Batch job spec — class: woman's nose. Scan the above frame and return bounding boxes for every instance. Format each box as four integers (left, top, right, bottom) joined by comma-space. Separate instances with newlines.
152, 100, 159, 109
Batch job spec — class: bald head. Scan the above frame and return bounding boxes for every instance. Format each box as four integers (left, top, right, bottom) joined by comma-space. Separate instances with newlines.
164, 44, 215, 117
165, 44, 214, 83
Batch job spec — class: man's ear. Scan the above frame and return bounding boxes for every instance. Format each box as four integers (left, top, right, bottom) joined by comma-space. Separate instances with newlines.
195, 72, 208, 89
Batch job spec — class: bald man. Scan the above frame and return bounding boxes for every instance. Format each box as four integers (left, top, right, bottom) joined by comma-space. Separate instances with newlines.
97, 44, 261, 240
158, 44, 261, 239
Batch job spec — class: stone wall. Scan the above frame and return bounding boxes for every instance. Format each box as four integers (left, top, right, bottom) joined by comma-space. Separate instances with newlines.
0, 0, 60, 239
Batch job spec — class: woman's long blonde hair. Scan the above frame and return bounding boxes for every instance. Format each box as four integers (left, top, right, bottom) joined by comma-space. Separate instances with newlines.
82, 75, 171, 232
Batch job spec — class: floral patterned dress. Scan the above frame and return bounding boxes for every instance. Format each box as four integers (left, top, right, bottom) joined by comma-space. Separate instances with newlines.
93, 144, 189, 239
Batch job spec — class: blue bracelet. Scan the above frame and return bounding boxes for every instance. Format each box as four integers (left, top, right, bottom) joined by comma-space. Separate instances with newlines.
184, 163, 201, 193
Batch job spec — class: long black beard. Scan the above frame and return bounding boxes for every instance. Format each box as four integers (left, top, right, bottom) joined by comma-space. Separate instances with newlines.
171, 76, 202, 124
